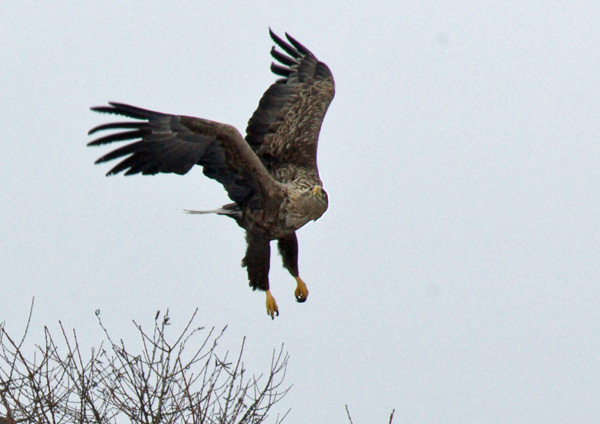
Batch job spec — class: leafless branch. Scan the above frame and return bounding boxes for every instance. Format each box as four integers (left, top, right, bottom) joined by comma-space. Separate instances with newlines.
345, 405, 355, 424
0, 307, 289, 424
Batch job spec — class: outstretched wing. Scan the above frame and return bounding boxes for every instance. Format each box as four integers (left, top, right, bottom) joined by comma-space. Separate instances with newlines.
246, 30, 335, 171
88, 102, 278, 207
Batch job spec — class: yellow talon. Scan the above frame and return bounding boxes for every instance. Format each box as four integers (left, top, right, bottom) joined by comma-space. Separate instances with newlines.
294, 276, 309, 303
266, 290, 279, 319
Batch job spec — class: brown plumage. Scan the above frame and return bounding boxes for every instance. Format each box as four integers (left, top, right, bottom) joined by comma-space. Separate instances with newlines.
88, 29, 335, 318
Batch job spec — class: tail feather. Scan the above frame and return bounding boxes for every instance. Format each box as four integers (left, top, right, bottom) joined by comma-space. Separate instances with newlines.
184, 207, 241, 218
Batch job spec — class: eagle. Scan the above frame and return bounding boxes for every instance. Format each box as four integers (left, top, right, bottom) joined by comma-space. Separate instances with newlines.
88, 30, 335, 319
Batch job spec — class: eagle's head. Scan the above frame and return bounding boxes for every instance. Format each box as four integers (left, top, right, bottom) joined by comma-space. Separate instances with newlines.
309, 185, 328, 221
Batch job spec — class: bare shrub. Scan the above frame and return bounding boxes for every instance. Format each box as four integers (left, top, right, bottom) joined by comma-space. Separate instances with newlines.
0, 302, 289, 424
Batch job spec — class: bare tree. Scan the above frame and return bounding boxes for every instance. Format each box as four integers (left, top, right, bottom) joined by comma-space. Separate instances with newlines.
0, 301, 290, 424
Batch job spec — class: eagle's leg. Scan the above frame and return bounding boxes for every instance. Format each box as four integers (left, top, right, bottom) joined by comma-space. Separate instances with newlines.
242, 233, 279, 319
265, 290, 279, 320
294, 276, 309, 302
277, 232, 309, 303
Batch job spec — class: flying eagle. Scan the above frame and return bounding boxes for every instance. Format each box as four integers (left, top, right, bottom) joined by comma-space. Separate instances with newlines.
88, 30, 335, 319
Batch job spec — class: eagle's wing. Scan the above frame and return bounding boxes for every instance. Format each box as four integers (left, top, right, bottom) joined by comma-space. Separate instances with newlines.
88, 103, 278, 207
245, 30, 335, 171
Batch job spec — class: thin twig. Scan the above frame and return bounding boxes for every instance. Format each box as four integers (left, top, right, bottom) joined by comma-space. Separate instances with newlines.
345, 404, 354, 424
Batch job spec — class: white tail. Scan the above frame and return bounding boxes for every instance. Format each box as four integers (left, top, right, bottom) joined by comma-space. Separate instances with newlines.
184, 208, 239, 217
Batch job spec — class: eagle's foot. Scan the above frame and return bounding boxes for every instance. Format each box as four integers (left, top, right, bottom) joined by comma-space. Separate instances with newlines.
266, 290, 279, 319
294, 276, 309, 303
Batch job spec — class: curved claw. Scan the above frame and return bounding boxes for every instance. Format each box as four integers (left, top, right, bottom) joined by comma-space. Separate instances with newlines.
294, 276, 309, 303
266, 290, 279, 319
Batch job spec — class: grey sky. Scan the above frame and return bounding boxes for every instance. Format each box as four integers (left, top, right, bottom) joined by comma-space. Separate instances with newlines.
2, 2, 599, 423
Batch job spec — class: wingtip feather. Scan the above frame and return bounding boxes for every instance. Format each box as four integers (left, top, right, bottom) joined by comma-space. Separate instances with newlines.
284, 32, 312, 56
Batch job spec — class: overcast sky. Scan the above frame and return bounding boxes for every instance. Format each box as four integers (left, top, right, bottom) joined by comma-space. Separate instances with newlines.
2, 2, 600, 423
